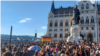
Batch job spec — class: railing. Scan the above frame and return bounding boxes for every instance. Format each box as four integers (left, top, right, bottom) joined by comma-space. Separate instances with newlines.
54, 26, 58, 27
84, 22, 89, 25
90, 22, 95, 25
79, 22, 95, 25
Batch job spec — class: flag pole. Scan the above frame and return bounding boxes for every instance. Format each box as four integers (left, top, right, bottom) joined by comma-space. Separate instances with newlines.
35, 29, 37, 41
10, 26, 12, 52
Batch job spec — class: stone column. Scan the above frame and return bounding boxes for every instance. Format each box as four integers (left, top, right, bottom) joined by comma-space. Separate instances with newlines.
63, 12, 65, 41
95, 18, 98, 42
52, 15, 54, 40
57, 13, 60, 41
46, 19, 50, 35
68, 12, 70, 38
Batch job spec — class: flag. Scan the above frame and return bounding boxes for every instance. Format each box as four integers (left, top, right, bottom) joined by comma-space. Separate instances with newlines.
17, 37, 20, 41
41, 37, 52, 42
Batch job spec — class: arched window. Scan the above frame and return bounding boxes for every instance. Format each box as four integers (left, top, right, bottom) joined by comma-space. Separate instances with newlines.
81, 4, 84, 10
50, 20, 52, 22
60, 34, 62, 38
81, 17, 84, 24
54, 34, 57, 38
55, 20, 57, 27
60, 20, 63, 26
65, 34, 68, 38
86, 27, 88, 30
81, 27, 83, 30
50, 20, 52, 27
99, 18, 100, 25
65, 20, 68, 26
49, 34, 51, 36
86, 17, 89, 24
91, 27, 94, 30
49, 29, 52, 31
91, 16, 94, 23
86, 3, 89, 9
50, 23, 52, 27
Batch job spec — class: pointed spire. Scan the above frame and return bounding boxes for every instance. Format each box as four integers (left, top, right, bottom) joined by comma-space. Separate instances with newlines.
95, 0, 97, 8
95, 0, 97, 4
74, 1, 76, 8
97, 0, 98, 5
51, 0, 55, 13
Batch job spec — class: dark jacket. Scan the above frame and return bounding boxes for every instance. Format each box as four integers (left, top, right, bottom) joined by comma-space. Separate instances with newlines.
22, 52, 28, 56
28, 51, 35, 56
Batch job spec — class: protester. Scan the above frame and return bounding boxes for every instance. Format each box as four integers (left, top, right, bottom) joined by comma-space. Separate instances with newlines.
2, 52, 13, 56
14, 51, 21, 56
1, 40, 100, 56
1, 48, 6, 56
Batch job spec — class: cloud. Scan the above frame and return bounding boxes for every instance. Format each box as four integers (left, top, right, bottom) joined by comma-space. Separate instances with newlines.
76, 0, 100, 4
76, 0, 81, 2
19, 18, 31, 23
42, 26, 47, 29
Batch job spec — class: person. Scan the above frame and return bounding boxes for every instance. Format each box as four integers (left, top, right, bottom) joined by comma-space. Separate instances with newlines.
42, 51, 47, 56
22, 49, 28, 56
60, 53, 64, 56
46, 49, 51, 56
12, 48, 16, 56
34, 50, 38, 56
14, 51, 21, 56
28, 50, 35, 56
1, 48, 6, 56
5, 47, 11, 52
90, 49, 94, 56
2, 52, 13, 56
53, 51, 56, 56
65, 52, 69, 56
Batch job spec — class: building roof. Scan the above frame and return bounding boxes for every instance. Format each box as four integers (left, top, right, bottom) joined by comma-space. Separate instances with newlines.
54, 7, 74, 14
51, 0, 100, 14
41, 36, 52, 37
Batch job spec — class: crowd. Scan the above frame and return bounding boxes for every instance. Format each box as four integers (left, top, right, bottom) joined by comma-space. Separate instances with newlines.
1, 40, 100, 56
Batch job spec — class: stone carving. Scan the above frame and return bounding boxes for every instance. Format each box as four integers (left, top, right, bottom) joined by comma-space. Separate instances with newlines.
66, 5, 83, 42
73, 5, 80, 24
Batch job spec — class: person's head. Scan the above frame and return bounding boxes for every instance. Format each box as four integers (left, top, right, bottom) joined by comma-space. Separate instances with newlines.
2, 52, 13, 56
14, 51, 20, 56
1, 48, 6, 55
41, 51, 46, 56
23, 48, 27, 53
5, 48, 10, 52
65, 52, 69, 56
60, 53, 65, 56
53, 51, 56, 56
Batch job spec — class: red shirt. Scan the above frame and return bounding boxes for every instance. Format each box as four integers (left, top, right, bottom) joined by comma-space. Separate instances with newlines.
55, 48, 59, 52
79, 52, 82, 56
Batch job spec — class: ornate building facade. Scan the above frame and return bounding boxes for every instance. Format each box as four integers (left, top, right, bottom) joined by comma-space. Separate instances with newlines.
46, 1, 100, 42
